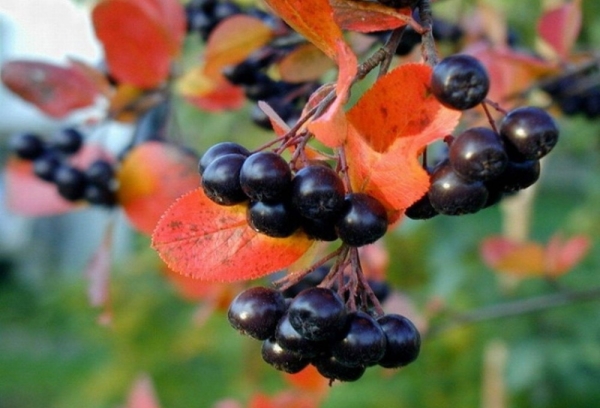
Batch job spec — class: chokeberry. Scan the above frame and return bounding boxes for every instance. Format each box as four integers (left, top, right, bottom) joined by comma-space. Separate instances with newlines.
500, 107, 559, 160
487, 159, 540, 193
377, 314, 421, 368
227, 286, 286, 340
331, 311, 387, 367
405, 193, 439, 220
288, 287, 347, 341
85, 160, 115, 187
240, 151, 291, 201
261, 338, 310, 374
335, 193, 388, 247
431, 54, 490, 110
313, 354, 366, 382
275, 313, 327, 358
428, 163, 489, 215
54, 165, 87, 201
51, 128, 83, 155
198, 142, 250, 175
449, 127, 508, 182
247, 200, 299, 238
10, 133, 45, 160
301, 217, 339, 242
291, 165, 345, 221
84, 184, 117, 207
33, 152, 61, 182
201, 153, 247, 205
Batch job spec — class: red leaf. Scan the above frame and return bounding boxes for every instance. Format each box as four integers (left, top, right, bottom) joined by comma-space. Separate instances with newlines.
330, 0, 411, 33
344, 63, 461, 214
152, 189, 314, 282
283, 365, 329, 394
92, 0, 185, 88
4, 144, 112, 216
180, 71, 246, 112
537, 0, 582, 60
1, 60, 101, 117
544, 234, 591, 277
117, 142, 200, 235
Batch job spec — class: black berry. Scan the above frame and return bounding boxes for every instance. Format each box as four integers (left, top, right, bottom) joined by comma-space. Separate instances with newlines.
10, 133, 45, 160
261, 338, 310, 374
500, 107, 559, 160
198, 142, 250, 175
431, 54, 490, 110
313, 354, 366, 382
227, 286, 286, 340
449, 127, 508, 181
287, 287, 347, 341
331, 311, 387, 367
377, 314, 421, 368
240, 151, 291, 201
201, 153, 247, 205
291, 165, 345, 221
487, 159, 540, 193
32, 152, 61, 182
54, 165, 87, 201
51, 128, 83, 155
335, 193, 388, 247
247, 200, 299, 238
85, 160, 115, 187
428, 163, 489, 215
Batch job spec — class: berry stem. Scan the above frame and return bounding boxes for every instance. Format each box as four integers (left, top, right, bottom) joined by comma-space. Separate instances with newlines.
378, 27, 407, 78
350, 247, 385, 316
481, 101, 500, 134
417, 0, 438, 67
273, 245, 344, 291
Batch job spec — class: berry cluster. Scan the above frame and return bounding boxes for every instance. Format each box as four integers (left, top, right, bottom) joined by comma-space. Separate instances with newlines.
542, 71, 600, 119
228, 285, 420, 382
199, 143, 389, 247
9, 129, 117, 207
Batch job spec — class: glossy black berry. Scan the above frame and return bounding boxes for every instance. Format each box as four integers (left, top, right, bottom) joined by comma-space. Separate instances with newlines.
84, 184, 117, 207
500, 107, 559, 160
261, 338, 310, 374
240, 151, 291, 201
331, 311, 387, 367
301, 217, 339, 242
428, 163, 489, 215
335, 193, 388, 247
247, 200, 299, 238
54, 165, 87, 201
33, 152, 61, 182
377, 314, 421, 368
487, 160, 540, 193
227, 286, 286, 340
10, 133, 45, 160
85, 160, 115, 187
431, 54, 490, 110
275, 313, 327, 358
291, 165, 345, 221
51, 128, 83, 155
288, 287, 347, 341
313, 354, 366, 382
201, 153, 247, 205
405, 193, 439, 220
198, 142, 250, 175
449, 127, 508, 181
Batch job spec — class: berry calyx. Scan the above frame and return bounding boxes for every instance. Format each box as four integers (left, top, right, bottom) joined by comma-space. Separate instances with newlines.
335, 193, 388, 247
431, 54, 490, 110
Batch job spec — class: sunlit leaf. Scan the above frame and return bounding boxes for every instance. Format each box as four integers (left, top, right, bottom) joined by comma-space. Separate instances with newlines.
117, 141, 200, 235
1, 60, 101, 117
344, 63, 461, 214
204, 15, 274, 77
330, 0, 411, 33
278, 44, 336, 83
537, 0, 582, 60
152, 188, 314, 282
177, 66, 245, 112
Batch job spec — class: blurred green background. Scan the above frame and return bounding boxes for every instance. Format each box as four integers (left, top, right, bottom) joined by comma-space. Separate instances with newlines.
1, 0, 600, 407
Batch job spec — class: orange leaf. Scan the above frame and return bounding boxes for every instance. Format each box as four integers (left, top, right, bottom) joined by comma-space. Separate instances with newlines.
117, 142, 200, 235
344, 63, 461, 213
92, 0, 185, 88
283, 365, 329, 394
1, 60, 101, 117
278, 44, 335, 83
330, 0, 411, 33
151, 189, 314, 282
544, 234, 591, 278
177, 66, 245, 112
481, 236, 545, 277
204, 15, 274, 77
537, 0, 582, 60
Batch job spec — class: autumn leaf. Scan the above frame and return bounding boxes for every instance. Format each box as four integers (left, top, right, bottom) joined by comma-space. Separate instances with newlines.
278, 44, 336, 83
544, 234, 591, 278
537, 0, 582, 60
92, 0, 186, 88
176, 65, 245, 111
1, 60, 102, 117
152, 188, 314, 282
117, 141, 200, 235
344, 63, 461, 214
330, 0, 411, 33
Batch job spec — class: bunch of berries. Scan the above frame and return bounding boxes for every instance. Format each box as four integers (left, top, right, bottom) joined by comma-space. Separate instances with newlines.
9, 129, 117, 207
228, 285, 420, 382
542, 70, 600, 119
406, 55, 559, 219
198, 143, 389, 247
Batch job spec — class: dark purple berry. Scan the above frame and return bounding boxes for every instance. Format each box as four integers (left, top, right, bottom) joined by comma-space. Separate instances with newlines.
331, 311, 387, 367
500, 107, 559, 160
247, 200, 299, 238
428, 163, 489, 215
449, 127, 508, 181
84, 184, 117, 207
487, 160, 540, 193
377, 314, 420, 368
54, 165, 87, 201
10, 133, 45, 160
291, 165, 345, 221
275, 313, 327, 358
198, 142, 250, 175
312, 354, 366, 382
301, 217, 339, 242
201, 153, 247, 205
261, 338, 310, 374
405, 193, 438, 220
288, 287, 347, 341
227, 286, 286, 340
51, 128, 83, 155
240, 151, 291, 201
33, 152, 61, 182
335, 193, 388, 247
85, 160, 115, 187
431, 54, 490, 110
